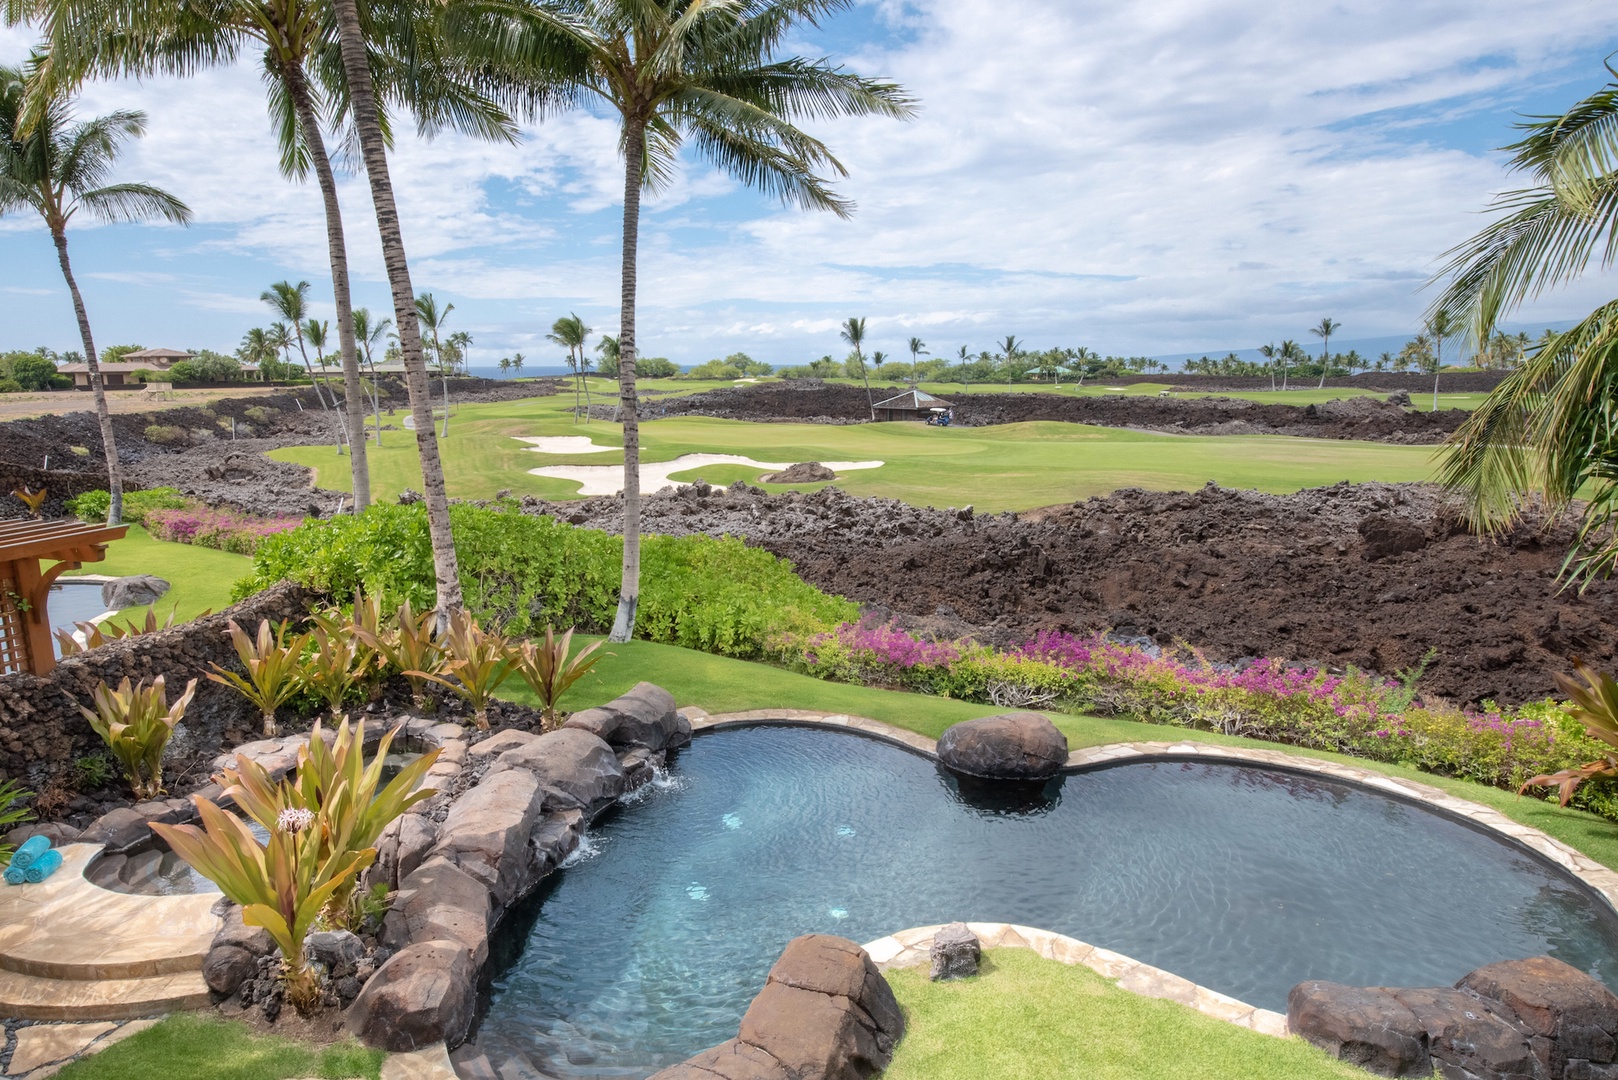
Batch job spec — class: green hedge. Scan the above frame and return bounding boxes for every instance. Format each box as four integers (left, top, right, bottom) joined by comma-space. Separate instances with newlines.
235, 502, 856, 658
66, 487, 190, 526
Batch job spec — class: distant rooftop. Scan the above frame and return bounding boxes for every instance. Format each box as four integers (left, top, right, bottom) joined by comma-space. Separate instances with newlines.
118, 348, 195, 363
872, 388, 954, 410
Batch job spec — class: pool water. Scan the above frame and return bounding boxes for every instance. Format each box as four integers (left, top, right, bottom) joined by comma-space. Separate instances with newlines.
474, 726, 1618, 1078
48, 581, 110, 657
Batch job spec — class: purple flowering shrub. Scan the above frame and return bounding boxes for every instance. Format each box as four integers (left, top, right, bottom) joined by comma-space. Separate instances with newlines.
782, 620, 1617, 820
145, 505, 305, 556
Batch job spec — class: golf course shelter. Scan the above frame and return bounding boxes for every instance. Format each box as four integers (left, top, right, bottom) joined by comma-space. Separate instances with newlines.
0, 519, 127, 676
873, 388, 955, 421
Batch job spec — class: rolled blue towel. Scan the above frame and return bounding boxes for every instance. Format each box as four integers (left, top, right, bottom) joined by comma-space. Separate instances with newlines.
10, 835, 49, 870
22, 849, 61, 884
2, 864, 23, 886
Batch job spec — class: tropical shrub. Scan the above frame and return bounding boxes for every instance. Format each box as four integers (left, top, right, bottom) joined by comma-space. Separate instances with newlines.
67, 487, 189, 526
143, 424, 188, 445
69, 675, 197, 799
237, 503, 855, 657
301, 619, 366, 719
511, 626, 606, 730
55, 604, 193, 655
154, 719, 439, 1012
207, 620, 309, 736
145, 505, 303, 555
243, 405, 278, 425
352, 598, 443, 710
781, 622, 1618, 821
411, 609, 515, 730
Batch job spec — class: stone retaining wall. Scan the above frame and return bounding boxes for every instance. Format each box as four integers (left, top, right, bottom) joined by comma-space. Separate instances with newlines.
0, 462, 107, 521
344, 682, 692, 1052
0, 580, 312, 783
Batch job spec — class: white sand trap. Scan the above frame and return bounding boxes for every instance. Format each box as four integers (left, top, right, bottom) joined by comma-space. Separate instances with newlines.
515, 435, 616, 455
529, 453, 883, 496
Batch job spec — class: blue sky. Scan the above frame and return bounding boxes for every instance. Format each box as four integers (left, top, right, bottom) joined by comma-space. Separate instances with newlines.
3, 1, 1618, 369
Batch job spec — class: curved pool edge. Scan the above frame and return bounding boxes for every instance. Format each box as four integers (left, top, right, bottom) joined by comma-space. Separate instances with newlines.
863, 922, 1289, 1038
686, 707, 1618, 918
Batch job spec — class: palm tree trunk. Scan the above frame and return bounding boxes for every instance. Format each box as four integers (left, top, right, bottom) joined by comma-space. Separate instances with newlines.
438, 339, 451, 438
609, 115, 646, 644
1318, 340, 1328, 390
859, 360, 874, 420
581, 346, 593, 423
363, 348, 382, 446
284, 61, 370, 510
330, 0, 462, 616
51, 229, 122, 524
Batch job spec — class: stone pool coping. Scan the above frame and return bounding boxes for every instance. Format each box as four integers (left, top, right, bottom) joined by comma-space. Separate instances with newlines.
686, 707, 1618, 919
862, 922, 1288, 1037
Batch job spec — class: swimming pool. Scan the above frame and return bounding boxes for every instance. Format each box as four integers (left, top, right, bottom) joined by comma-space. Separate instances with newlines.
473, 724, 1618, 1078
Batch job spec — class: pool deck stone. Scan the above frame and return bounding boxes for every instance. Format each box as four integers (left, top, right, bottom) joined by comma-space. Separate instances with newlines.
699, 710, 1618, 917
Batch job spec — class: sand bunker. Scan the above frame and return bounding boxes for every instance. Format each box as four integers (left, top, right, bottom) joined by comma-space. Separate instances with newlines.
529, 453, 882, 496
516, 436, 616, 454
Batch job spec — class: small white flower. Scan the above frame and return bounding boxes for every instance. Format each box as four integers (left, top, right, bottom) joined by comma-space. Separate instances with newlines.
276, 807, 315, 834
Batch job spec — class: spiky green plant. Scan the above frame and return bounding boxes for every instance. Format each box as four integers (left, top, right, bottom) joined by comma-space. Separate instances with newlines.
54, 603, 195, 656
70, 675, 196, 799
511, 625, 606, 730
353, 599, 444, 710
223, 716, 440, 927
207, 619, 309, 736
408, 608, 514, 730
0, 781, 35, 866
302, 619, 365, 719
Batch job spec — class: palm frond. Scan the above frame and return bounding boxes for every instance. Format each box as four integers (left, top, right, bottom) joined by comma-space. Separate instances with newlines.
74, 181, 193, 224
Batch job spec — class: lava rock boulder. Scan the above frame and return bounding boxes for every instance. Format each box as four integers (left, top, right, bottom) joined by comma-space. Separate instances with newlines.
936, 712, 1068, 780
565, 682, 690, 752
100, 574, 169, 610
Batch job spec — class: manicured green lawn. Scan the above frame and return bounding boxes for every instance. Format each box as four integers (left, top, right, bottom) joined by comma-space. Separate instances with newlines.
884, 949, 1361, 1080
53, 1014, 381, 1080
55, 524, 251, 623
274, 395, 1442, 512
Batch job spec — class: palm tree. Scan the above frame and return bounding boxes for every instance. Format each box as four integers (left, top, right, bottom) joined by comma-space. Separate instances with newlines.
1310, 317, 1340, 389
0, 61, 189, 525
498, 356, 511, 376
238, 327, 275, 381
956, 344, 970, 390
264, 281, 326, 402
999, 335, 1021, 377
449, 0, 912, 644
548, 313, 591, 423
596, 335, 619, 375
1258, 342, 1279, 390
446, 330, 472, 379
512, 351, 524, 377
414, 293, 456, 436
869, 350, 887, 380
841, 316, 873, 418
1071, 345, 1097, 387
306, 318, 330, 370
1432, 69, 1618, 586
908, 336, 927, 385
1424, 310, 1452, 411
352, 307, 391, 445
1278, 338, 1304, 390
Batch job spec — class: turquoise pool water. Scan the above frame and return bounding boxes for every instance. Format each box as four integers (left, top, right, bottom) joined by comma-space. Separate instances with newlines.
473, 725, 1618, 1078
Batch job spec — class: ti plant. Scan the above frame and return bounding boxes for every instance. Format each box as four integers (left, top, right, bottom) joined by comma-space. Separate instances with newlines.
151, 793, 370, 1014
54, 604, 197, 656
1522, 659, 1618, 805
346, 591, 388, 702
222, 717, 440, 930
10, 486, 45, 518
511, 625, 606, 731
303, 618, 365, 720
408, 609, 515, 730
70, 675, 197, 799
354, 599, 444, 711
207, 619, 309, 737
153, 718, 438, 1013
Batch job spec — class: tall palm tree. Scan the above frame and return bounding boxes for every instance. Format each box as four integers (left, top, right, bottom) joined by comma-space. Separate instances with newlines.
511, 350, 525, 377
1278, 338, 1303, 390
1258, 342, 1279, 391
1432, 69, 1618, 586
596, 335, 619, 375
548, 313, 590, 423
999, 335, 1021, 379
267, 321, 294, 374
264, 280, 326, 403
956, 344, 970, 390
908, 335, 926, 385
352, 306, 390, 445
18, 0, 540, 513
841, 316, 873, 418
446, 330, 472, 377
870, 349, 887, 380
306, 317, 330, 369
414, 293, 456, 436
237, 326, 275, 381
1424, 310, 1452, 411
1310, 317, 1340, 389
448, 0, 912, 643
0, 61, 189, 524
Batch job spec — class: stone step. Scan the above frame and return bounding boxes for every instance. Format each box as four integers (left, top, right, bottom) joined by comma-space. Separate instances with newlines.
0, 966, 211, 1021
0, 844, 220, 980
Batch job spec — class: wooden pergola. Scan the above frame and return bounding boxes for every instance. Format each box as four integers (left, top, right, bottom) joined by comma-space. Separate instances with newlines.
0, 519, 127, 677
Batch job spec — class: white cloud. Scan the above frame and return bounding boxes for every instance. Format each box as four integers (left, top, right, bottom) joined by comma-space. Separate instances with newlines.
3, 1, 1617, 362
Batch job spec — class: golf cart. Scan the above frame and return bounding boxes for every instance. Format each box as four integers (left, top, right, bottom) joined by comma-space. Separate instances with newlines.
925, 407, 952, 427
